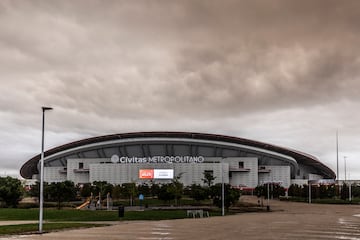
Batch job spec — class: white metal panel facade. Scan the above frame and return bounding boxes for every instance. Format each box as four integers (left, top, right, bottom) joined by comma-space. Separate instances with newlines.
89, 162, 229, 186
44, 167, 66, 183
42, 157, 294, 188
258, 165, 291, 188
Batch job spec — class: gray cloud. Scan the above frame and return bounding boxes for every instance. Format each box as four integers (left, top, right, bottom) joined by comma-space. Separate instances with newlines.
1, 0, 360, 178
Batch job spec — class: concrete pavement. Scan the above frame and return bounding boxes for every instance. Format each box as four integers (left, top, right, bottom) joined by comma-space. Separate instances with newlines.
2, 197, 360, 240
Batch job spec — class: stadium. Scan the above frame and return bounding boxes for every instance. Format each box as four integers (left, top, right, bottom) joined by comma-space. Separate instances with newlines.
20, 132, 335, 189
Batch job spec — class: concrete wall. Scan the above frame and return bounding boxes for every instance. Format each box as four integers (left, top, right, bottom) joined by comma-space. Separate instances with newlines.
258, 165, 291, 188
44, 167, 66, 183
225, 157, 258, 188
67, 158, 105, 184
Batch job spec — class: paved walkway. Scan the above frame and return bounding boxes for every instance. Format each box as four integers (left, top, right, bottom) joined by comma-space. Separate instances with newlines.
0, 221, 38, 226
2, 197, 360, 240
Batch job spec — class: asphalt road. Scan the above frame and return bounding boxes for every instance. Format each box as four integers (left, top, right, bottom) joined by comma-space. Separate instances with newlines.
3, 197, 360, 240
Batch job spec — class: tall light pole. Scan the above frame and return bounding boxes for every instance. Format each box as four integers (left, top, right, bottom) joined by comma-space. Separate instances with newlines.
221, 158, 225, 216
308, 181, 311, 204
344, 156, 347, 182
344, 156, 352, 202
267, 182, 270, 210
336, 131, 340, 199
336, 131, 339, 182
39, 107, 53, 234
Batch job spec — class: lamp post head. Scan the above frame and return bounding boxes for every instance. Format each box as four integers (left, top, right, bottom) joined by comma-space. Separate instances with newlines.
42, 106, 53, 111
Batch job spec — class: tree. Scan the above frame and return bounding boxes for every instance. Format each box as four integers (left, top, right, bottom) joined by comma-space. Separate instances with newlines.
47, 181, 77, 209
303, 184, 309, 199
210, 183, 240, 209
254, 184, 285, 199
112, 184, 122, 199
169, 173, 184, 205
340, 183, 349, 200
150, 182, 160, 197
137, 183, 151, 197
202, 171, 216, 187
28, 181, 40, 199
79, 183, 93, 198
92, 181, 113, 199
0, 177, 23, 207
170, 182, 183, 206
288, 184, 302, 197
189, 184, 208, 202
352, 185, 360, 198
158, 183, 175, 203
121, 183, 138, 206
319, 184, 336, 199
28, 181, 52, 201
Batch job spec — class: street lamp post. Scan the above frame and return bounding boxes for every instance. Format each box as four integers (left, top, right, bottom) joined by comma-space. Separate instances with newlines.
344, 156, 352, 202
349, 180, 352, 202
39, 107, 53, 234
267, 182, 270, 211
221, 159, 225, 216
308, 181, 311, 204
336, 131, 339, 182
344, 156, 347, 182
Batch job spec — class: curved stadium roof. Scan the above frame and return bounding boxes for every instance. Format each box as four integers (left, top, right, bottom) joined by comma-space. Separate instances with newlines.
20, 132, 335, 179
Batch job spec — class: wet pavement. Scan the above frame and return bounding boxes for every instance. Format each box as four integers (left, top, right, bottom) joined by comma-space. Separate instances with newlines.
2, 197, 360, 240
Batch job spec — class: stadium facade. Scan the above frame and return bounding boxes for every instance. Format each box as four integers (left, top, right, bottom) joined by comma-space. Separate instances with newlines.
20, 132, 335, 189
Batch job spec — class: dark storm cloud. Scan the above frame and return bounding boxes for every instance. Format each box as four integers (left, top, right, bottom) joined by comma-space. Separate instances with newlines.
157, 0, 360, 116
2, 0, 360, 119
166, 46, 360, 116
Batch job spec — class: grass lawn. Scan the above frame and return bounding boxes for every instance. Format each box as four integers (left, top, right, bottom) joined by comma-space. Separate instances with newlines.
0, 208, 223, 221
0, 223, 106, 236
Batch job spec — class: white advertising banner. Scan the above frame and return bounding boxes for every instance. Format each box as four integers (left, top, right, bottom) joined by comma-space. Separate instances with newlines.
139, 169, 174, 179
154, 169, 174, 179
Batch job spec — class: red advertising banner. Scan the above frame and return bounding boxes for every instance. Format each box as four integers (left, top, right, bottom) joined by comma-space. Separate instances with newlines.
139, 169, 154, 179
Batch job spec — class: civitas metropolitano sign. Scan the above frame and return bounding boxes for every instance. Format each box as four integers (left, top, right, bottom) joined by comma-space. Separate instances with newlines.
110, 155, 205, 164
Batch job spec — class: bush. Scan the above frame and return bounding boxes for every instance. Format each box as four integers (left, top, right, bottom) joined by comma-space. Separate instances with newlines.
0, 177, 23, 207
210, 183, 241, 209
255, 184, 285, 199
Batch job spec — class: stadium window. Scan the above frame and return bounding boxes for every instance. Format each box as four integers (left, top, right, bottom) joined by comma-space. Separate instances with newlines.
238, 162, 244, 168
229, 172, 232, 178
204, 170, 214, 176
79, 162, 84, 169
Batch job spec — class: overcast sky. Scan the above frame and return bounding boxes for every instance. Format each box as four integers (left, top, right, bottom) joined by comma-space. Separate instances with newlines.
1, 0, 360, 179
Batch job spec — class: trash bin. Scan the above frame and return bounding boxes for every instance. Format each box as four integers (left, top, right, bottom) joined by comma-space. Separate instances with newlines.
118, 205, 124, 218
